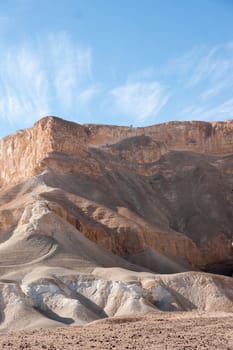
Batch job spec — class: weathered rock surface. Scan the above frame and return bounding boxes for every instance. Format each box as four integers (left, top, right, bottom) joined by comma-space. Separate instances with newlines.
1, 116, 232, 270
1, 117, 233, 187
0, 116, 232, 330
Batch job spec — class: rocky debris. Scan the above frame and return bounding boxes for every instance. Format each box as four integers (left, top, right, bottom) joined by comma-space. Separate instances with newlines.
0, 313, 232, 349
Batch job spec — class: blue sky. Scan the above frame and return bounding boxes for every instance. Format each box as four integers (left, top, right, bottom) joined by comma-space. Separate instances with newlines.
0, 0, 233, 137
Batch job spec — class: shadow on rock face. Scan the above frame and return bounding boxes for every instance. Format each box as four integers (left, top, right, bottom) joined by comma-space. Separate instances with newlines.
33, 306, 74, 325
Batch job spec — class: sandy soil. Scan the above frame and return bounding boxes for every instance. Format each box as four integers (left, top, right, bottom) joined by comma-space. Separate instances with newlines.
0, 312, 232, 350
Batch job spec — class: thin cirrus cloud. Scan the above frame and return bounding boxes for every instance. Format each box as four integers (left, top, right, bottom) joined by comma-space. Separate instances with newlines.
0, 44, 49, 124
0, 32, 95, 127
109, 42, 233, 125
0, 33, 232, 131
153, 42, 233, 122
111, 82, 169, 124
77, 87, 100, 106
179, 43, 233, 121
180, 98, 233, 122
166, 42, 233, 93
187, 44, 233, 98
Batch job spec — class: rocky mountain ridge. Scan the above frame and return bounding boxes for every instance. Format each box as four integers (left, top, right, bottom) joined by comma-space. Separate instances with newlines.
0, 116, 232, 271
0, 117, 232, 188
0, 116, 232, 330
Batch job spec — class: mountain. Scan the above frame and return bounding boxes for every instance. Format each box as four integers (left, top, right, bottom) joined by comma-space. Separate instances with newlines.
0, 116, 232, 330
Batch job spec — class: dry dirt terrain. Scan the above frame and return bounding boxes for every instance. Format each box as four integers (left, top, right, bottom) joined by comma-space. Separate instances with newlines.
0, 313, 232, 350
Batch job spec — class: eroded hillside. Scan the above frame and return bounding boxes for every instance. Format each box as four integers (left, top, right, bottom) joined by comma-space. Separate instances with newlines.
0, 116, 232, 330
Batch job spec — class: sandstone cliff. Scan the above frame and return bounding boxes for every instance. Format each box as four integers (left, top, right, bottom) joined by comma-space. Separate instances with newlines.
0, 117, 232, 188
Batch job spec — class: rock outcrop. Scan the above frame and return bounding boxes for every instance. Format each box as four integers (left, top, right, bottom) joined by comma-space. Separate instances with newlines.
1, 117, 233, 187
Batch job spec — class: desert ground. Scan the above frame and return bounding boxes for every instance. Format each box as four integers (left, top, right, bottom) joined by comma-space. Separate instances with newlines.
0, 312, 232, 350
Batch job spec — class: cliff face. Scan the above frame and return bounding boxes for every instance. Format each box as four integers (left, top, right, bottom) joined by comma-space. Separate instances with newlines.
88, 120, 233, 153
0, 117, 91, 188
0, 117, 232, 188
0, 116, 232, 274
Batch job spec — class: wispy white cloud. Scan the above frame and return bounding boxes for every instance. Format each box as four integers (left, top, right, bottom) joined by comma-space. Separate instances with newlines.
201, 78, 232, 100
180, 98, 233, 121
47, 33, 93, 109
111, 82, 169, 123
187, 47, 218, 87
159, 42, 233, 122
0, 32, 94, 126
108, 42, 233, 125
0, 32, 232, 131
162, 46, 205, 79
77, 87, 99, 106
186, 43, 233, 98
0, 43, 49, 124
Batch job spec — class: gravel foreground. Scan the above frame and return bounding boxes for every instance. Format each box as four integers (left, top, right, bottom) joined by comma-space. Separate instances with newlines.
0, 313, 233, 350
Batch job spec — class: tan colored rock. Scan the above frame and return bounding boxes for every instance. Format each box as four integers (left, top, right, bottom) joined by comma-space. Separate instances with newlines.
0, 116, 232, 274
0, 116, 232, 188
0, 116, 232, 331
